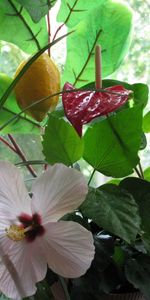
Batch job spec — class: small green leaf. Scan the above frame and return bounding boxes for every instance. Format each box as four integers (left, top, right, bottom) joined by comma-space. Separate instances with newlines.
143, 111, 150, 133
125, 255, 150, 299
81, 185, 141, 243
15, 0, 57, 23
83, 106, 143, 178
144, 167, 150, 182
42, 115, 84, 166
0, 0, 47, 53
62, 0, 133, 86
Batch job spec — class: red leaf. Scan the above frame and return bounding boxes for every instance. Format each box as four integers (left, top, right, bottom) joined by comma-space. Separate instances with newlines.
62, 82, 132, 136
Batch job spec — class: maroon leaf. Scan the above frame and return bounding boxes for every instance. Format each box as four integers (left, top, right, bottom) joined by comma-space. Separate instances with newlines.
62, 82, 132, 136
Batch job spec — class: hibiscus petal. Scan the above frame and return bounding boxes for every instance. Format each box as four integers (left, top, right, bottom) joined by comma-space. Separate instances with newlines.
62, 82, 132, 136
0, 238, 47, 299
41, 221, 94, 278
0, 161, 31, 222
31, 164, 88, 223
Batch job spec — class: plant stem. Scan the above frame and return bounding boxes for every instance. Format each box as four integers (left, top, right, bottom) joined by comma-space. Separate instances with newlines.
0, 136, 17, 152
134, 167, 142, 179
88, 169, 96, 186
8, 134, 37, 178
58, 276, 70, 300
47, 12, 51, 57
95, 44, 102, 89
138, 161, 144, 179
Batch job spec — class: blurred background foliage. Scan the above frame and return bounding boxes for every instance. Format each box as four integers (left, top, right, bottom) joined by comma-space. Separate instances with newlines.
0, 0, 149, 184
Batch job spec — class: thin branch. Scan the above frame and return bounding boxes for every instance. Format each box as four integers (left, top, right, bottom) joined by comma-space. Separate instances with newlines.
8, 134, 37, 178
0, 136, 17, 152
134, 167, 142, 179
8, 0, 41, 50
138, 161, 144, 179
53, 0, 79, 41
88, 169, 96, 186
58, 276, 70, 300
47, 12, 51, 57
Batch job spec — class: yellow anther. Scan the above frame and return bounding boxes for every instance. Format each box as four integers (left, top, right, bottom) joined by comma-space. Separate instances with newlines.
6, 225, 25, 241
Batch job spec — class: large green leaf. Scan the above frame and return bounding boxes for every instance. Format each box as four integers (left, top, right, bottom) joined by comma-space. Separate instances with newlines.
42, 115, 84, 166
0, 73, 39, 134
15, 0, 57, 23
81, 185, 141, 243
120, 178, 150, 253
0, 0, 47, 54
125, 255, 150, 299
62, 0, 133, 87
57, 0, 106, 28
83, 105, 143, 178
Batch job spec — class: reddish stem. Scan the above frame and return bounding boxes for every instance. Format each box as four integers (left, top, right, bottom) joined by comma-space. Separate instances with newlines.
8, 134, 37, 178
0, 136, 17, 153
53, 23, 65, 41
95, 45, 102, 89
47, 12, 51, 57
52, 0, 78, 41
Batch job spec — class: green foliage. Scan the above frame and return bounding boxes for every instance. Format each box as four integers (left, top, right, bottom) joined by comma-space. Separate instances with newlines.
62, 0, 133, 86
120, 177, 150, 253
57, 0, 106, 28
83, 105, 143, 178
15, 0, 57, 23
143, 111, 150, 133
0, 73, 39, 134
42, 115, 84, 166
81, 185, 141, 243
125, 255, 150, 299
0, 0, 47, 54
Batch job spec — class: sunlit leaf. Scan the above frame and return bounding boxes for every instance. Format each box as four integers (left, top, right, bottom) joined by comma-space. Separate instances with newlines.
83, 105, 143, 178
15, 0, 57, 23
42, 115, 84, 166
62, 0, 133, 86
0, 0, 47, 54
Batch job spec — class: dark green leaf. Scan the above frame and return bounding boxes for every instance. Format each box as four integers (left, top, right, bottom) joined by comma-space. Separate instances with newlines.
81, 185, 141, 243
0, 0, 47, 53
24, 280, 54, 300
120, 178, 150, 253
0, 73, 39, 134
125, 255, 150, 299
62, 0, 133, 86
139, 132, 147, 150
83, 106, 143, 178
42, 115, 84, 166
15, 0, 57, 23
143, 111, 150, 133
